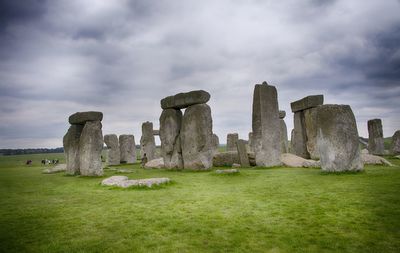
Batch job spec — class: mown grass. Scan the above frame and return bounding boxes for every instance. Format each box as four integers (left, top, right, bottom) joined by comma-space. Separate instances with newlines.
0, 153, 399, 253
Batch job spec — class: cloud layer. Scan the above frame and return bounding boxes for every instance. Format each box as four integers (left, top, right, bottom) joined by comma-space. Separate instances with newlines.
0, 0, 399, 148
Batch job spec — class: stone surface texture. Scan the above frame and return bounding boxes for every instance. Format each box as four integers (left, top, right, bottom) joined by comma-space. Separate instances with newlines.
279, 119, 288, 153
212, 134, 220, 153
181, 103, 213, 170
361, 154, 393, 166
161, 90, 210, 109
304, 107, 320, 159
212, 151, 240, 167
252, 82, 281, 167
119, 135, 136, 164
79, 121, 103, 176
291, 111, 310, 158
316, 105, 363, 172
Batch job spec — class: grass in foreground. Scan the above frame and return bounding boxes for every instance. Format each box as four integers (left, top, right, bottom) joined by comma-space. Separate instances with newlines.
0, 153, 399, 253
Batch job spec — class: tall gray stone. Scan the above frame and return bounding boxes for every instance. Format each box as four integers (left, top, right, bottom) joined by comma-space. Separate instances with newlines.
226, 133, 239, 152
212, 134, 220, 153
290, 95, 323, 113
304, 107, 319, 159
181, 103, 213, 170
69, 111, 103, 125
119, 135, 136, 164
248, 132, 254, 152
140, 121, 156, 161
160, 109, 183, 169
252, 82, 281, 167
161, 90, 210, 109
367, 119, 384, 155
236, 139, 250, 167
279, 119, 288, 153
316, 105, 363, 172
104, 134, 120, 166
291, 111, 310, 158
391, 130, 400, 154
79, 121, 103, 176
63, 124, 83, 175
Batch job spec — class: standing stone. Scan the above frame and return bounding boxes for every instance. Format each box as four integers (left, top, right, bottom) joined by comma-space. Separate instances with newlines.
303, 107, 319, 159
160, 109, 183, 169
140, 121, 156, 161
236, 139, 250, 167
291, 111, 310, 158
279, 119, 288, 153
181, 104, 213, 170
391, 130, 400, 154
226, 133, 239, 152
161, 90, 210, 109
252, 82, 281, 167
367, 119, 385, 155
119, 135, 136, 164
248, 132, 254, 152
316, 105, 363, 172
63, 124, 84, 175
104, 134, 120, 165
153, 130, 160, 136
212, 134, 220, 153
79, 121, 103, 176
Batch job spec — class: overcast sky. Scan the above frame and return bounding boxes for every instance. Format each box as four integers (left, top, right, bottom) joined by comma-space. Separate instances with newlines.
0, 0, 399, 148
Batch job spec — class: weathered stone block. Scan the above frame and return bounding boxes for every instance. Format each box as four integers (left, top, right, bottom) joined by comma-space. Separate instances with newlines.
160, 109, 183, 169
161, 90, 210, 109
226, 133, 239, 152
63, 124, 83, 175
68, 111, 103, 125
290, 95, 323, 113
119, 135, 136, 164
104, 134, 120, 165
79, 121, 103, 176
367, 119, 384, 155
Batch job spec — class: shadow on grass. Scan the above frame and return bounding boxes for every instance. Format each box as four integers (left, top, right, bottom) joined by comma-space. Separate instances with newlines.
319, 170, 366, 176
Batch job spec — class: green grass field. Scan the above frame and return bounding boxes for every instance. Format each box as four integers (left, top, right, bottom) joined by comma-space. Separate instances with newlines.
0, 153, 399, 253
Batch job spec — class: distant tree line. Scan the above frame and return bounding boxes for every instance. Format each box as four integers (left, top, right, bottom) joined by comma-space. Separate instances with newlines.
0, 148, 64, 156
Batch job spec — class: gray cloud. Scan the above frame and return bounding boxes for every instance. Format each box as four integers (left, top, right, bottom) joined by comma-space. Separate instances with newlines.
0, 0, 399, 148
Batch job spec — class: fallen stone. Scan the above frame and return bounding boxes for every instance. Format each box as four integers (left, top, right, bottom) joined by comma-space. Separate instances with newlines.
69, 111, 103, 125
160, 109, 183, 169
119, 134, 136, 164
144, 158, 165, 169
63, 124, 83, 175
101, 176, 170, 188
252, 82, 281, 167
361, 149, 369, 154
181, 103, 213, 170
290, 95, 324, 113
79, 121, 103, 176
212, 151, 239, 167
115, 169, 135, 173
368, 119, 385, 155
232, 163, 241, 168
216, 169, 239, 174
161, 90, 210, 109
42, 164, 67, 174
316, 105, 363, 172
280, 153, 320, 168
361, 154, 393, 166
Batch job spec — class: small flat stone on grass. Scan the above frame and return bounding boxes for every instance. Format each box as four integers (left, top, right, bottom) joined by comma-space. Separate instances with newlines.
215, 169, 239, 174
101, 176, 170, 188
42, 164, 66, 174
